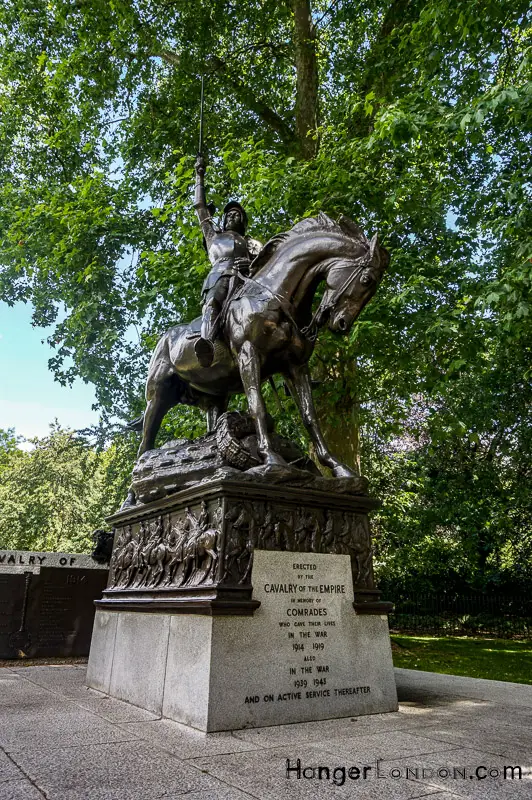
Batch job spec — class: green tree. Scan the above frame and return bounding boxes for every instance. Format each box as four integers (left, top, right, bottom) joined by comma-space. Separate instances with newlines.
371, 339, 532, 594
0, 425, 116, 553
0, 2, 530, 586
0, 429, 21, 471
0, 1, 528, 425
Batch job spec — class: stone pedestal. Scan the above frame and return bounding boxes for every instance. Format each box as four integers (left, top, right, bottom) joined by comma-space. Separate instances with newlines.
88, 550, 397, 730
88, 475, 396, 730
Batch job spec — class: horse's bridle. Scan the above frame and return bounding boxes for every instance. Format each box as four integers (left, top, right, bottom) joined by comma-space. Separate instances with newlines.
228, 253, 370, 343
300, 255, 370, 340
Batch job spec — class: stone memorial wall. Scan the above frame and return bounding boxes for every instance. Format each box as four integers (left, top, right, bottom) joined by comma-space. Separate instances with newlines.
0, 550, 109, 659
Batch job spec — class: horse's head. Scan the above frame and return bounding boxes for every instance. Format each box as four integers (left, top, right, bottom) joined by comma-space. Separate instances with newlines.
318, 230, 389, 334
244, 211, 389, 338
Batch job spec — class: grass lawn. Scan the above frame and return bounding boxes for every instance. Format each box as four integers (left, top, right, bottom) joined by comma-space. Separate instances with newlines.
391, 635, 532, 685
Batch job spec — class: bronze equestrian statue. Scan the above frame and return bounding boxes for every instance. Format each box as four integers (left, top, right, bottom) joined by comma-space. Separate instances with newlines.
135, 159, 389, 478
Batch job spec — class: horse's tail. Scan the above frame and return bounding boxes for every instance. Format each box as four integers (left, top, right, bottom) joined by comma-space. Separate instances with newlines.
125, 413, 144, 432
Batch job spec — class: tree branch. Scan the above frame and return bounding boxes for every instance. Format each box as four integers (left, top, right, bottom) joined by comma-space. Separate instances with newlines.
154, 49, 181, 67
206, 55, 296, 147
350, 0, 426, 137
151, 49, 296, 147
358, 0, 415, 99
223, 40, 290, 61
315, 0, 342, 28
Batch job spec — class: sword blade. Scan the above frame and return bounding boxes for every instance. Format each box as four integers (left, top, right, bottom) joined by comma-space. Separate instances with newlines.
198, 75, 205, 154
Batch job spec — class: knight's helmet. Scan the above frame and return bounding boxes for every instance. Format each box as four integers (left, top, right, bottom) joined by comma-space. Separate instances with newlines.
222, 200, 248, 232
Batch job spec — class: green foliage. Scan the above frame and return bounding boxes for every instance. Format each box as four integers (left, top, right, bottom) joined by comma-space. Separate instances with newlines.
2, 0, 529, 418
0, 429, 21, 471
0, 425, 118, 553
0, 2, 530, 586
371, 331, 532, 593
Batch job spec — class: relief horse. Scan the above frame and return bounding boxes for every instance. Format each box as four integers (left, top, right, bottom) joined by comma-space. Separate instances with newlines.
135, 213, 389, 476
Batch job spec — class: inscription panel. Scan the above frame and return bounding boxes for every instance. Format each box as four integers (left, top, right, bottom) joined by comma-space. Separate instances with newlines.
25, 568, 108, 657
0, 551, 100, 571
249, 553, 369, 710
208, 550, 395, 728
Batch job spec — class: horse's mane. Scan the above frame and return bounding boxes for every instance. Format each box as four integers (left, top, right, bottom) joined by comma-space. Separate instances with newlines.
250, 212, 369, 274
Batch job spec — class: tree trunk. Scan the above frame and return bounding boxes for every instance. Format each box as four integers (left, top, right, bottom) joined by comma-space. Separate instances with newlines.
354, 0, 424, 136
313, 353, 362, 475
318, 400, 361, 474
292, 0, 319, 159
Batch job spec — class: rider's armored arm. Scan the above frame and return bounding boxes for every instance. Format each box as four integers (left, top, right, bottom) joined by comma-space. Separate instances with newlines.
194, 155, 216, 249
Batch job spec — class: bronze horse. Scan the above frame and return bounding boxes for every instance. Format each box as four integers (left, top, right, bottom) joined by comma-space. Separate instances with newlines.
136, 213, 389, 477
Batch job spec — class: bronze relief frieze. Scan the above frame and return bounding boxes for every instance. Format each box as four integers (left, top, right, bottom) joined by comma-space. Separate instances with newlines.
97, 479, 391, 616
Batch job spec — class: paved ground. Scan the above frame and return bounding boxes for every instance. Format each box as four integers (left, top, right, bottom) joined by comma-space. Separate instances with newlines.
0, 665, 530, 799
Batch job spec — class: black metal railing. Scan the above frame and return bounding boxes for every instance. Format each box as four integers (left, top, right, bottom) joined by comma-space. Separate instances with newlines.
387, 593, 532, 639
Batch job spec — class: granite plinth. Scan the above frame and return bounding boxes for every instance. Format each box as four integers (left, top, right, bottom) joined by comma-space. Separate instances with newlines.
88, 550, 397, 731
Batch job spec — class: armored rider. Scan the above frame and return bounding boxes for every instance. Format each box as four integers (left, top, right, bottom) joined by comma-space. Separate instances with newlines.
193, 154, 262, 368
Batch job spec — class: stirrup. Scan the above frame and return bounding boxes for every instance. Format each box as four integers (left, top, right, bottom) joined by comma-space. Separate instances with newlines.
195, 337, 215, 368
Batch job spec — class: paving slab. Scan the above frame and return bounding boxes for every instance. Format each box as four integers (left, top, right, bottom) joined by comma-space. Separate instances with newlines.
395, 669, 532, 708
10, 740, 228, 800
164, 790, 261, 800
4, 666, 160, 724
229, 712, 411, 748
419, 795, 464, 799
0, 751, 24, 784
8, 664, 92, 698
116, 718, 262, 759
71, 693, 161, 724
398, 702, 532, 733
0, 779, 46, 799
0, 665, 529, 799
0, 707, 139, 753
190, 743, 444, 799
317, 729, 461, 763
379, 745, 532, 781
0, 670, 58, 700
406, 722, 531, 758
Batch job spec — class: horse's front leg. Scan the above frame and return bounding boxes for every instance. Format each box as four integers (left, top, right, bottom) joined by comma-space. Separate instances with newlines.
206, 395, 228, 433
238, 341, 286, 467
284, 363, 355, 478
137, 383, 174, 459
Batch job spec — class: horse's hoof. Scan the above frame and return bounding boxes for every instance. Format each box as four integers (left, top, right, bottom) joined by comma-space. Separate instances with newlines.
120, 490, 136, 510
263, 452, 288, 468
332, 463, 356, 478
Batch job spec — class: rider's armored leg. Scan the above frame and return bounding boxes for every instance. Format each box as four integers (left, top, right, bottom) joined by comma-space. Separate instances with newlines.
206, 395, 228, 432
195, 300, 218, 368
195, 277, 230, 368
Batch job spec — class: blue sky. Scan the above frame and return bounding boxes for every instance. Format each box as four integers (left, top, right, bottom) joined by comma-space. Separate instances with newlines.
0, 301, 100, 441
